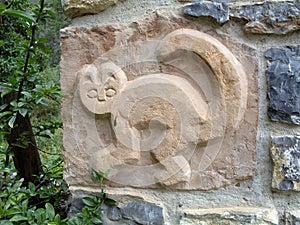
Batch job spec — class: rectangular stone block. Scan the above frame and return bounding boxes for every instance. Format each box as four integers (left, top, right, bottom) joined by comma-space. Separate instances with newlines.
271, 135, 300, 191
180, 208, 278, 225
60, 11, 258, 190
266, 46, 300, 125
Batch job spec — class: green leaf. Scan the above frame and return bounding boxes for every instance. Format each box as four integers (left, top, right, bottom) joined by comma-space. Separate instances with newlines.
67, 217, 81, 225
38, 37, 48, 43
0, 4, 6, 10
1, 89, 13, 98
54, 214, 61, 223
9, 215, 28, 222
8, 115, 16, 128
4, 208, 20, 217
0, 103, 8, 111
104, 198, 117, 207
0, 167, 12, 173
82, 197, 97, 208
10, 100, 17, 108
0, 111, 12, 118
91, 217, 102, 224
0, 221, 13, 225
45, 9, 56, 19
38, 43, 51, 53
2, 9, 35, 23
28, 182, 35, 193
45, 203, 55, 221
22, 199, 28, 211
36, 97, 49, 106
18, 108, 28, 117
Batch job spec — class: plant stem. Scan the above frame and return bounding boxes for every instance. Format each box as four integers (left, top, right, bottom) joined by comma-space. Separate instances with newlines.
17, 0, 45, 101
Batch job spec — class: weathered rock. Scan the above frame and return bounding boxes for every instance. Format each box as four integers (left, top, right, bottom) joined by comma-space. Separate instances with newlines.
230, 2, 300, 34
62, 0, 124, 18
184, 2, 229, 24
107, 206, 122, 221
271, 136, 300, 191
60, 12, 258, 190
121, 202, 164, 225
265, 46, 300, 125
68, 198, 85, 217
180, 208, 278, 225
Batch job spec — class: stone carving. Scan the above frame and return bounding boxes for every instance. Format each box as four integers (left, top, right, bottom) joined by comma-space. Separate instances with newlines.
60, 13, 257, 190
74, 28, 251, 189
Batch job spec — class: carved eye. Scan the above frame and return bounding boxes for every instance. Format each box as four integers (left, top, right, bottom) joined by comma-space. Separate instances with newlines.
87, 89, 98, 98
106, 88, 116, 97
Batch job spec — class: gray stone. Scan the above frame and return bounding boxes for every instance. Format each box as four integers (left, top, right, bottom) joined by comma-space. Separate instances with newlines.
107, 206, 122, 221
265, 46, 300, 125
121, 201, 164, 225
68, 198, 85, 217
184, 2, 229, 24
230, 2, 300, 34
271, 136, 300, 191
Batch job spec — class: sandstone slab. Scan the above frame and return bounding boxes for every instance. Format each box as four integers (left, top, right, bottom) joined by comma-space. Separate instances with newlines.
62, 0, 124, 18
180, 208, 278, 225
266, 46, 300, 125
271, 136, 300, 191
60, 12, 258, 190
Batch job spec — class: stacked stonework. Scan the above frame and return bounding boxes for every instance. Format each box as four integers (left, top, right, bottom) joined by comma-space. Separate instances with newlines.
60, 0, 300, 224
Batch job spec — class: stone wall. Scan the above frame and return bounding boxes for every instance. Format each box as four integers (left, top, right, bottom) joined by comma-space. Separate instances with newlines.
60, 0, 300, 224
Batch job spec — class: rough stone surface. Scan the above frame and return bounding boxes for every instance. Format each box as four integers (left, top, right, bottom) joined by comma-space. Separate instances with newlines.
265, 46, 300, 125
98, 201, 164, 225
62, 0, 124, 18
180, 208, 278, 225
121, 202, 164, 225
184, 2, 229, 24
271, 136, 300, 191
60, 12, 257, 190
68, 198, 84, 217
107, 206, 122, 221
286, 210, 300, 225
230, 2, 300, 34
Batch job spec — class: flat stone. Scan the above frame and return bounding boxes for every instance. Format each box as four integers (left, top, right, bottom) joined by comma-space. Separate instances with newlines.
271, 136, 300, 191
121, 202, 164, 225
285, 210, 300, 224
230, 2, 300, 34
180, 208, 278, 225
265, 46, 300, 125
184, 2, 229, 24
61, 11, 258, 190
62, 0, 123, 18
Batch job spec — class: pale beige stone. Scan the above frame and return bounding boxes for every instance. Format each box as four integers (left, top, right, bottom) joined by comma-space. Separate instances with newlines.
180, 208, 278, 225
61, 12, 258, 189
62, 0, 122, 18
155, 155, 191, 187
